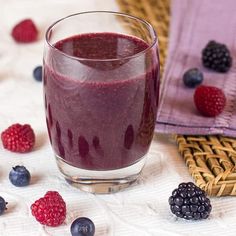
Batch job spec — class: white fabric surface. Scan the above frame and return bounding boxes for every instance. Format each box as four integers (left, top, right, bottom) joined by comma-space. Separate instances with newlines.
1, 0, 236, 235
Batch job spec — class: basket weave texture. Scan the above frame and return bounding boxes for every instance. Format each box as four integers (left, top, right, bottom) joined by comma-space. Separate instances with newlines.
117, 0, 236, 196
117, 0, 170, 74
176, 135, 236, 196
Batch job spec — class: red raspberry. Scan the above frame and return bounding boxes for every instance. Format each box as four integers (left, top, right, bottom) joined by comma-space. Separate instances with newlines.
11, 19, 38, 43
1, 123, 35, 153
194, 85, 226, 117
31, 191, 66, 227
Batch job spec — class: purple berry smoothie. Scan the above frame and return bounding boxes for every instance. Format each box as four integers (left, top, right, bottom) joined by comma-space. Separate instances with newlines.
44, 32, 159, 170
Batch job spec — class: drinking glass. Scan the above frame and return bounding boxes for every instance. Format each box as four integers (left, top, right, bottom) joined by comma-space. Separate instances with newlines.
44, 11, 160, 193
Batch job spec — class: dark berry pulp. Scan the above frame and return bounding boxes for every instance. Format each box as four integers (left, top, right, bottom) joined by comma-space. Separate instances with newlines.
44, 32, 159, 170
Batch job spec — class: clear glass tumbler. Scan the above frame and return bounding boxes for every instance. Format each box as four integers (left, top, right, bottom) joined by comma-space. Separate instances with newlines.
43, 11, 160, 193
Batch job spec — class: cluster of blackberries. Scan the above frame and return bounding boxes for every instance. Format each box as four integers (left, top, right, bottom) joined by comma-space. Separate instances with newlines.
169, 182, 212, 220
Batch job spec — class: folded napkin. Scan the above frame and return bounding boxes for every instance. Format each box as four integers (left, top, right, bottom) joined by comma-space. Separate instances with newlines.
156, 0, 236, 136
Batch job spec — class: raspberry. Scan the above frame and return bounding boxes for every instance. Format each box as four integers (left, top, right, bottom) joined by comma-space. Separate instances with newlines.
1, 123, 35, 153
31, 191, 66, 227
44, 191, 62, 199
11, 19, 38, 43
194, 85, 226, 117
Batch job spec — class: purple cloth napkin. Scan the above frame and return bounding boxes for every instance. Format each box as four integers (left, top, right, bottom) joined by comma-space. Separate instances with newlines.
156, 0, 236, 136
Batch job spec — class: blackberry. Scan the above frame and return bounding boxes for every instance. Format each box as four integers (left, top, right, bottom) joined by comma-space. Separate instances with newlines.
202, 40, 232, 72
169, 182, 212, 220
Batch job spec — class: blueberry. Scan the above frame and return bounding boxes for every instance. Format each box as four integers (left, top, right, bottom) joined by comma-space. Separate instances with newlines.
9, 166, 31, 187
33, 66, 42, 82
0, 196, 7, 215
70, 217, 95, 236
183, 68, 203, 88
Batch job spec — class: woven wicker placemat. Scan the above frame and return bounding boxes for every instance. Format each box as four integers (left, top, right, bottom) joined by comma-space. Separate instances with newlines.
176, 135, 236, 196
117, 0, 236, 197
117, 0, 170, 74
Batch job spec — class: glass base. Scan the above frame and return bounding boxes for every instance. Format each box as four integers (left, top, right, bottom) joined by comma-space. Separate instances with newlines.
55, 155, 147, 194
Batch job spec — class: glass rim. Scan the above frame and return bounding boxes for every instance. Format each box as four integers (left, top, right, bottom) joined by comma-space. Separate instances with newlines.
45, 11, 158, 62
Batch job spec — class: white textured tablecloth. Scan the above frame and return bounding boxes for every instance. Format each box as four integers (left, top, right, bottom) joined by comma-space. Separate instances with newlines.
1, 0, 236, 235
